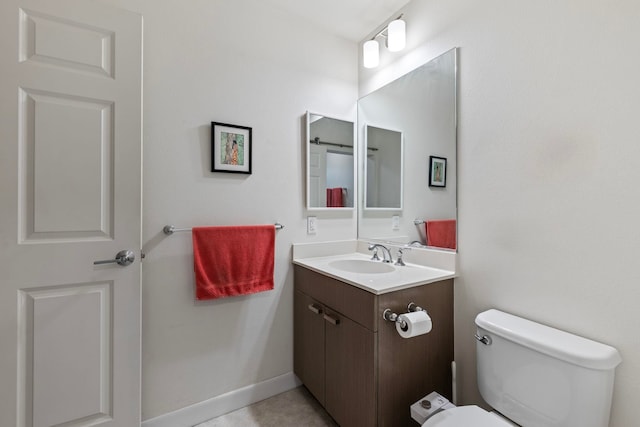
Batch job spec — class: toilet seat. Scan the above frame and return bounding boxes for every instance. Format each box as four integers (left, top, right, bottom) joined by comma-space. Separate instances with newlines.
422, 406, 514, 427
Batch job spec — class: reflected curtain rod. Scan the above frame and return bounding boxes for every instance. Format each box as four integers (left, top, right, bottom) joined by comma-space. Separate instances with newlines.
310, 137, 378, 151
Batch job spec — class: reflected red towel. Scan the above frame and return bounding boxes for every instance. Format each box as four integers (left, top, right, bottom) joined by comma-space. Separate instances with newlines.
326, 188, 344, 207
426, 220, 456, 249
192, 225, 275, 300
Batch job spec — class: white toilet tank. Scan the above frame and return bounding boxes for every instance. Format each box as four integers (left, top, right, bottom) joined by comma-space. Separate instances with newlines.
475, 309, 621, 427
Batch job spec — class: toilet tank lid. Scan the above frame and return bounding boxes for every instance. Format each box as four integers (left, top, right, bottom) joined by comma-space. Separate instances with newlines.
475, 309, 622, 370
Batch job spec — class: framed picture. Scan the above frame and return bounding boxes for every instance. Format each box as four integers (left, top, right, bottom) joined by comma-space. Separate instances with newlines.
428, 156, 447, 187
211, 122, 252, 174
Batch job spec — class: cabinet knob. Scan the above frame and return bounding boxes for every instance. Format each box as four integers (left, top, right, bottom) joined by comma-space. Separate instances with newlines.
307, 303, 322, 315
323, 313, 340, 326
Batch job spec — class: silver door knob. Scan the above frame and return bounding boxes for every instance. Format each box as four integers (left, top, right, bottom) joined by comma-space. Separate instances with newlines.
94, 250, 136, 266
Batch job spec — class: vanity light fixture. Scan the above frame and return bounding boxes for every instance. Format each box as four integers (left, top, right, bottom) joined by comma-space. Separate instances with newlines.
363, 40, 380, 68
387, 18, 406, 52
363, 14, 406, 69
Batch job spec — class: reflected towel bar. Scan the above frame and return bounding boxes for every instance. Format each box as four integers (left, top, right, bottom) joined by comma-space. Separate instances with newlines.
163, 223, 284, 235
414, 219, 425, 225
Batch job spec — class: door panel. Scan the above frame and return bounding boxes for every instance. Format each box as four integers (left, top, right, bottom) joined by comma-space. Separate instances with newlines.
309, 144, 327, 207
21, 282, 113, 427
20, 88, 114, 240
0, 1, 142, 426
19, 8, 115, 77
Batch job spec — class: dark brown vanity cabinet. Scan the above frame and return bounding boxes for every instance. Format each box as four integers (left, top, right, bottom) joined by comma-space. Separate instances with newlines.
295, 290, 376, 427
294, 265, 454, 427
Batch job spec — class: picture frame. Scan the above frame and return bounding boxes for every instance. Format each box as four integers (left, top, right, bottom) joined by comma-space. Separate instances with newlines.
428, 156, 447, 187
211, 121, 252, 174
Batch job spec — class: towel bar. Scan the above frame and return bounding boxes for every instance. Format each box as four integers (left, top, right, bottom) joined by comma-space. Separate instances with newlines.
414, 219, 425, 225
163, 223, 284, 235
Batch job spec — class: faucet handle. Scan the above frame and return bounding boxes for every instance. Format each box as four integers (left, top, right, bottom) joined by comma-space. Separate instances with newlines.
371, 247, 381, 261
394, 246, 411, 266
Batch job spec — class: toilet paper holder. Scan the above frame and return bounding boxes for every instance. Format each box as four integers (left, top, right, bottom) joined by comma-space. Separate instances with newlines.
383, 302, 426, 329
383, 309, 408, 329
407, 302, 425, 313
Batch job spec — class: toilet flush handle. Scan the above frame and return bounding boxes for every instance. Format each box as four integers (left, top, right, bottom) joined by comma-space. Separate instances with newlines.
475, 333, 492, 345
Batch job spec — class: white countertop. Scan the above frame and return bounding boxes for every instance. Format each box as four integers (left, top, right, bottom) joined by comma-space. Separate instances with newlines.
292, 246, 456, 295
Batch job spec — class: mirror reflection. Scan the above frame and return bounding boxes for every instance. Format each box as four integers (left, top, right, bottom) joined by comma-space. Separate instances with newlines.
357, 48, 457, 249
365, 125, 403, 210
306, 112, 355, 209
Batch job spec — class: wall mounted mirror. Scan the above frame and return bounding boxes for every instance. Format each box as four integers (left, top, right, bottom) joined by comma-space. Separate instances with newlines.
306, 112, 355, 210
357, 48, 457, 249
364, 125, 403, 210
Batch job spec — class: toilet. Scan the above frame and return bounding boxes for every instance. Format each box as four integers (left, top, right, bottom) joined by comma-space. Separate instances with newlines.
420, 309, 622, 427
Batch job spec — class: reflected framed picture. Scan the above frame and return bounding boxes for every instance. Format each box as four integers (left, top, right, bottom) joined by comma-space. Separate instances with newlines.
211, 121, 252, 174
428, 156, 447, 187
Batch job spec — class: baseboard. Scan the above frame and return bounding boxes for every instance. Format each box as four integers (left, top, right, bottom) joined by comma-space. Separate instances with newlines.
142, 372, 301, 427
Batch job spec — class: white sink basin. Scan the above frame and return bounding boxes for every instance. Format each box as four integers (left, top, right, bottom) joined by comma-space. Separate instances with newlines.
328, 259, 395, 274
292, 243, 457, 294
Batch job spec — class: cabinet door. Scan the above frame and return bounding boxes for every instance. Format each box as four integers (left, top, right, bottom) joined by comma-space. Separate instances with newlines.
294, 290, 326, 405
324, 308, 376, 427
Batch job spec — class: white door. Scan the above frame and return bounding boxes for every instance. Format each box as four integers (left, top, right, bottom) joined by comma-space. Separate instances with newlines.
0, 0, 142, 426
309, 144, 327, 207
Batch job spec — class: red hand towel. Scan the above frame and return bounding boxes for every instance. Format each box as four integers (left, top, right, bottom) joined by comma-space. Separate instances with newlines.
192, 225, 275, 300
426, 220, 457, 249
326, 188, 344, 207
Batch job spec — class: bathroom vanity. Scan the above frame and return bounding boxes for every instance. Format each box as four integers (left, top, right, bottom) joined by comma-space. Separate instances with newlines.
296, 47, 458, 426
293, 249, 454, 427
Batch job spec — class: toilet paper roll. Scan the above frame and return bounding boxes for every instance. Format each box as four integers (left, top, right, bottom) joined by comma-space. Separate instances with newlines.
396, 311, 432, 338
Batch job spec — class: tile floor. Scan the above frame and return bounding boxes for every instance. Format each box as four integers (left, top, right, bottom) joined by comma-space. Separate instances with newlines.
194, 387, 338, 427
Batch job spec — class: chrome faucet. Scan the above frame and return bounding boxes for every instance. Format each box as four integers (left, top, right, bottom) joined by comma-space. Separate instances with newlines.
368, 243, 393, 263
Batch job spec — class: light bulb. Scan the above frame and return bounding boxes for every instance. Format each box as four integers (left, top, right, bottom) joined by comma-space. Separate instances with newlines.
387, 19, 406, 52
363, 40, 379, 68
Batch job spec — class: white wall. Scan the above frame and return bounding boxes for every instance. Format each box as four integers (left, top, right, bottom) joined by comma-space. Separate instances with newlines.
100, 0, 357, 420
360, 1, 640, 425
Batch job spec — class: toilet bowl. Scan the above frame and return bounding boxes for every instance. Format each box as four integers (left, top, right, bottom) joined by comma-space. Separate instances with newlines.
422, 406, 515, 427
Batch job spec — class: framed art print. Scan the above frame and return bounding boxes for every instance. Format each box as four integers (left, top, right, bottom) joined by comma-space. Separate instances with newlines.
428, 156, 447, 187
211, 122, 252, 174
